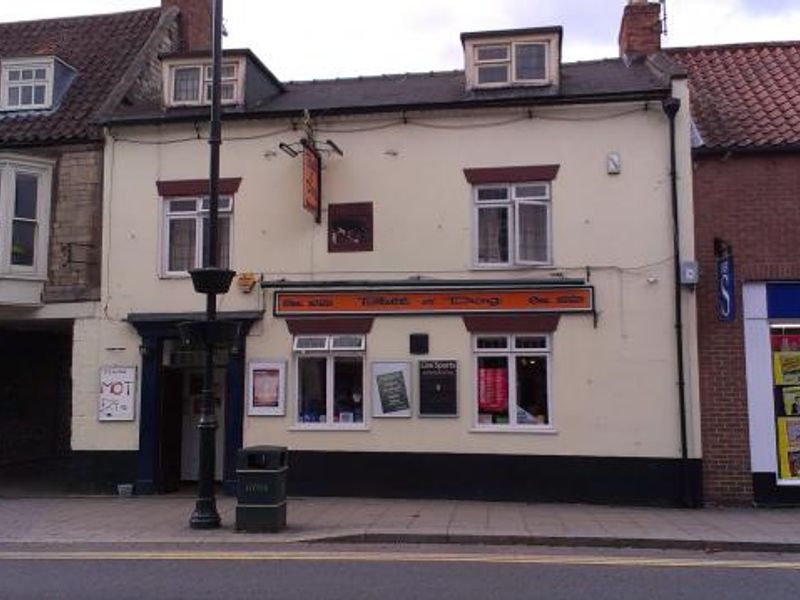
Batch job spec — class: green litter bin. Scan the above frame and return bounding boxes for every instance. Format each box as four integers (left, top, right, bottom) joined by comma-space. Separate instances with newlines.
235, 445, 288, 533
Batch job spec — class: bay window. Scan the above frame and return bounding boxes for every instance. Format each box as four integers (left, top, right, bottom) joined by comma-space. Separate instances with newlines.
474, 334, 551, 429
0, 157, 53, 277
294, 335, 366, 427
162, 196, 232, 275
474, 181, 550, 267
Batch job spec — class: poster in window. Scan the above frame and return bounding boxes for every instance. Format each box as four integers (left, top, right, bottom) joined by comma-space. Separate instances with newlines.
247, 360, 286, 416
777, 417, 800, 479
773, 352, 800, 385
98, 366, 136, 421
418, 360, 458, 417
372, 361, 412, 418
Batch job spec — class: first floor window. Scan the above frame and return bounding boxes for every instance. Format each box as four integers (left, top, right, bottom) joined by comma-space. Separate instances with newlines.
474, 181, 550, 267
294, 335, 366, 426
2, 60, 52, 110
0, 158, 52, 275
474, 334, 550, 427
163, 196, 232, 274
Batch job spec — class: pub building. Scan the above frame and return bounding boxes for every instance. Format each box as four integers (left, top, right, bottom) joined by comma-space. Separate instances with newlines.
70, 1, 703, 504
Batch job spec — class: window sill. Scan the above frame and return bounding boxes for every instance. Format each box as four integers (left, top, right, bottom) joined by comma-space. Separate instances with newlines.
159, 273, 192, 280
0, 272, 47, 281
470, 425, 557, 434
470, 263, 553, 271
289, 424, 370, 432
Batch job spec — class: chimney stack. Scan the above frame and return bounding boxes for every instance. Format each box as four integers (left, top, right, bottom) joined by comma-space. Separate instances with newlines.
618, 0, 662, 59
162, 0, 212, 52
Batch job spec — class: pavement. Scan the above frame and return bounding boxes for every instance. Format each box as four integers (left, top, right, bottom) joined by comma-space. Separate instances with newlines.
1, 494, 800, 553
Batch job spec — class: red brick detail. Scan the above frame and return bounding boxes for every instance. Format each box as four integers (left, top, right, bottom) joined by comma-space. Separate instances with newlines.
156, 178, 242, 196
618, 2, 661, 58
463, 165, 560, 184
462, 314, 560, 333
285, 318, 374, 335
162, 0, 212, 51
694, 153, 800, 505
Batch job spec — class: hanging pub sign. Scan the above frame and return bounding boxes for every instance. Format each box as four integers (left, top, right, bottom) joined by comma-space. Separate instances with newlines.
302, 139, 321, 224
418, 360, 458, 417
717, 253, 735, 322
274, 285, 593, 317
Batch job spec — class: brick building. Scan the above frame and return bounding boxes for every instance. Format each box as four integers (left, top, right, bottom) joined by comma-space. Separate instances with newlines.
0, 1, 210, 490
668, 43, 800, 505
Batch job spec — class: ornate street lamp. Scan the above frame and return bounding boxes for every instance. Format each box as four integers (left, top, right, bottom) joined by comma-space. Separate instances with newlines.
187, 0, 233, 530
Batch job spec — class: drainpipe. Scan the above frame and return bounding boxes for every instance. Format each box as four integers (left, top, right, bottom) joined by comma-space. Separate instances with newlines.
662, 96, 694, 508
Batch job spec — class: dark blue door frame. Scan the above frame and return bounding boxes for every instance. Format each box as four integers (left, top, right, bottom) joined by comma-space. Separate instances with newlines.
128, 312, 261, 495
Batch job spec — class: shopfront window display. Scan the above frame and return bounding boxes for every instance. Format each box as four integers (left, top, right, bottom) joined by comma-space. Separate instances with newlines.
294, 335, 365, 427
473, 334, 550, 429
770, 327, 800, 480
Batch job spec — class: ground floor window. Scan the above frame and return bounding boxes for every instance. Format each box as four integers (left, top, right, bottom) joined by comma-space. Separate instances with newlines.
769, 326, 800, 480
474, 334, 550, 428
294, 335, 365, 426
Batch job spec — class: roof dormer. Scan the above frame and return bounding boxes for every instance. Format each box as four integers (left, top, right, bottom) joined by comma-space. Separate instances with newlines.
461, 27, 562, 91
0, 56, 76, 112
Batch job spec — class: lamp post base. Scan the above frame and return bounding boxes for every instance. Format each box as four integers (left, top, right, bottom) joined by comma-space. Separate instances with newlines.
189, 498, 221, 529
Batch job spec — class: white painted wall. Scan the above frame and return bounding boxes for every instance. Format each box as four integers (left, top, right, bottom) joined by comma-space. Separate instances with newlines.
73, 92, 699, 460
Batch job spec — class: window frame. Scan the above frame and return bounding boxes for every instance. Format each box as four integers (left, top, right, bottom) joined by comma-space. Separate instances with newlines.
166, 60, 242, 107
1, 58, 54, 111
472, 333, 553, 432
0, 155, 54, 278
473, 41, 549, 88
160, 195, 234, 277
293, 334, 368, 430
472, 181, 552, 268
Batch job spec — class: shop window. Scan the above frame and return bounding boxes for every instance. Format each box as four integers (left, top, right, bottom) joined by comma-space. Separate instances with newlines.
473, 182, 550, 267
474, 334, 550, 428
0, 156, 53, 277
328, 202, 373, 252
769, 326, 800, 481
162, 196, 232, 275
294, 334, 366, 427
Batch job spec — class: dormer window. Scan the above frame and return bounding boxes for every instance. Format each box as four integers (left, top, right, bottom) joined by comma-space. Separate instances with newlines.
462, 27, 561, 91
166, 59, 241, 107
1, 58, 54, 110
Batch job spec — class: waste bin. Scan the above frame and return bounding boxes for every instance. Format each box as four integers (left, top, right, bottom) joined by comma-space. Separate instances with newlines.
235, 445, 288, 533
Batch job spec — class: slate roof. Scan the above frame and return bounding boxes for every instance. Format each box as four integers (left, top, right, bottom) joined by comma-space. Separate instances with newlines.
0, 8, 163, 145
107, 57, 673, 125
668, 42, 800, 151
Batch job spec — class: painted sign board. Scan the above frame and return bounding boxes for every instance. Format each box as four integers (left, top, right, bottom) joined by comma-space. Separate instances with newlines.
717, 254, 735, 321
98, 366, 136, 421
302, 142, 321, 223
274, 286, 593, 317
418, 360, 458, 417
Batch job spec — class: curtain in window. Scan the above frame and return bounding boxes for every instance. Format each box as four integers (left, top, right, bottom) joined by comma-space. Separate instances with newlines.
517, 203, 548, 262
478, 206, 508, 263
168, 218, 195, 271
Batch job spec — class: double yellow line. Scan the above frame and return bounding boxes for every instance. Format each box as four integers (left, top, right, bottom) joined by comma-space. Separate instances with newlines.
0, 550, 799, 570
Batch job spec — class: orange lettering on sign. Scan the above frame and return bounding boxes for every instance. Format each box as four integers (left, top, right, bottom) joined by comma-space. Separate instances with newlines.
274, 287, 593, 316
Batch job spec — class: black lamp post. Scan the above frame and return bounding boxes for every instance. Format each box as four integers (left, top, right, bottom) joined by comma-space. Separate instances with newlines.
187, 0, 234, 530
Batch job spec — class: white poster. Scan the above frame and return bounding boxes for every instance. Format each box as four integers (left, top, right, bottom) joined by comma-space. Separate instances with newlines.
98, 366, 137, 421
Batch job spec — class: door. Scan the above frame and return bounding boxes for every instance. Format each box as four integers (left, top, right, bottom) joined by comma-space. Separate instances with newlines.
158, 367, 184, 493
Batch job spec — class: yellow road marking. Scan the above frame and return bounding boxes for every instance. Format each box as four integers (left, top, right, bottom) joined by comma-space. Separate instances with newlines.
0, 550, 798, 570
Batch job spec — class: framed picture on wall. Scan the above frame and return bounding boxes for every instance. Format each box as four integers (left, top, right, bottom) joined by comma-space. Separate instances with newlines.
247, 360, 286, 416
371, 361, 412, 418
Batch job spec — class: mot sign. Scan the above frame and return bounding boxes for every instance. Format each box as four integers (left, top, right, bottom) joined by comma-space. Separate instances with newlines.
98, 366, 136, 421
717, 254, 735, 321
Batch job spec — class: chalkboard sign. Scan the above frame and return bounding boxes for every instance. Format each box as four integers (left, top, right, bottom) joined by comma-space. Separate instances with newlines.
418, 360, 458, 417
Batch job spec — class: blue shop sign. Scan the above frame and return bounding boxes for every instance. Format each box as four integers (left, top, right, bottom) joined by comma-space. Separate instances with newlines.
717, 255, 735, 321
767, 283, 800, 319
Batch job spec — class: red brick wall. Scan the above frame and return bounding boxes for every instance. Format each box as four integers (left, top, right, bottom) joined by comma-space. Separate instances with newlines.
162, 0, 211, 51
695, 152, 800, 504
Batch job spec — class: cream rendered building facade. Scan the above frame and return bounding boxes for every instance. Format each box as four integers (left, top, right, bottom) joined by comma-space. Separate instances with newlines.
75, 18, 701, 503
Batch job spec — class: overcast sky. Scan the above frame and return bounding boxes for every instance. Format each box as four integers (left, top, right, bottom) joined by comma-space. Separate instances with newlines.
3, 0, 799, 80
